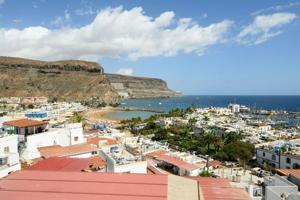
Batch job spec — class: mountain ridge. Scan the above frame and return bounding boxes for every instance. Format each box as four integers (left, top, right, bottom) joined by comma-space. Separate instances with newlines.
0, 56, 179, 104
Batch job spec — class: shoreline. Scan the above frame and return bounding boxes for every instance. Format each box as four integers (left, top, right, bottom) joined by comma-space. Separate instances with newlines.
83, 107, 120, 126
83, 106, 160, 126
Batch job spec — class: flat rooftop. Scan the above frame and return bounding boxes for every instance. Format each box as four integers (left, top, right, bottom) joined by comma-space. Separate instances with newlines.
38, 144, 98, 158
0, 170, 251, 200
26, 157, 106, 171
3, 118, 47, 128
0, 170, 168, 200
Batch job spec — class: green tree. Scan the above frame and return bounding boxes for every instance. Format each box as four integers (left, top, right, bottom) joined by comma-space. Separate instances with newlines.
200, 132, 219, 153
27, 104, 34, 109
224, 131, 244, 145
72, 112, 86, 123
203, 116, 209, 121
188, 118, 197, 127
223, 141, 255, 166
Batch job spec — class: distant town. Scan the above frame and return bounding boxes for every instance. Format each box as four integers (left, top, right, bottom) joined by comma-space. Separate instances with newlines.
1, 96, 300, 199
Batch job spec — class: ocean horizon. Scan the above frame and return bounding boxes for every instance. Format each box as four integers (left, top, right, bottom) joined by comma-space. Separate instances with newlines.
120, 95, 300, 112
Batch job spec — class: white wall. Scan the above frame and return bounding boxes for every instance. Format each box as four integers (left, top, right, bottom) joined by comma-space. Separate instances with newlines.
0, 163, 21, 178
256, 149, 280, 168
0, 135, 21, 178
67, 123, 86, 145
99, 150, 147, 174
0, 135, 19, 154
189, 168, 201, 176
256, 148, 300, 169
114, 161, 147, 174
21, 123, 86, 160
67, 152, 93, 159
280, 154, 300, 169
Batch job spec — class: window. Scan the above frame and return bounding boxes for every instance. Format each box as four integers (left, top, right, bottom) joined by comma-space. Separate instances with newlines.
293, 163, 300, 169
286, 157, 291, 164
263, 152, 265, 157
74, 137, 79, 142
271, 163, 276, 168
4, 146, 10, 153
272, 155, 276, 161
0, 157, 8, 165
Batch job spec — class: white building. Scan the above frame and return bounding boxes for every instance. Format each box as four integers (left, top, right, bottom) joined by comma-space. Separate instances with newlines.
20, 123, 87, 160
258, 125, 272, 133
256, 148, 300, 169
0, 134, 21, 178
99, 147, 147, 174
228, 104, 240, 113
263, 175, 299, 200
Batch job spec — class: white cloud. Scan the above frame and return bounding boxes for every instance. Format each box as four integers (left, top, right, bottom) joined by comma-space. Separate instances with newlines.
13, 19, 23, 23
50, 9, 71, 27
0, 6, 233, 61
116, 68, 134, 76
0, 0, 5, 7
75, 7, 96, 16
251, 2, 300, 16
75, 1, 96, 16
237, 12, 297, 45
32, 3, 38, 9
202, 13, 208, 19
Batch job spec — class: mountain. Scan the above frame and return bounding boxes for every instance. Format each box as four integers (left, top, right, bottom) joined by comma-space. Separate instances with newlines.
106, 73, 179, 99
0, 56, 178, 104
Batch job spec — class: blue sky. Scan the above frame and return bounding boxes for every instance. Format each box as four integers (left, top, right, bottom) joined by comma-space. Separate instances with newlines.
0, 0, 299, 95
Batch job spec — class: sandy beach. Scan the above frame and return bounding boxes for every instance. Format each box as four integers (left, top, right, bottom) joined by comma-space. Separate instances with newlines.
83, 107, 120, 126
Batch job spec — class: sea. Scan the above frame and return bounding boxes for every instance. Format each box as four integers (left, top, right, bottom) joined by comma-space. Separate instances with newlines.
104, 95, 300, 121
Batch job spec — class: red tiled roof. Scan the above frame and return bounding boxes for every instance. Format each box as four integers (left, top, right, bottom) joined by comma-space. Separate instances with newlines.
126, 146, 140, 155
208, 160, 222, 168
3, 118, 47, 128
188, 177, 231, 187
155, 154, 199, 171
26, 157, 106, 172
147, 159, 168, 175
145, 150, 168, 158
275, 169, 300, 179
189, 177, 250, 200
0, 171, 168, 200
147, 166, 167, 175
84, 129, 99, 135
201, 187, 251, 200
87, 137, 117, 147
89, 156, 106, 169
0, 171, 251, 200
38, 144, 98, 158
146, 150, 199, 171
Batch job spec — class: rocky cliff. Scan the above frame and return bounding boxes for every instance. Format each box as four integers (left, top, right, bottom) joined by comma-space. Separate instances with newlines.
0, 56, 179, 104
105, 73, 179, 99
0, 56, 118, 104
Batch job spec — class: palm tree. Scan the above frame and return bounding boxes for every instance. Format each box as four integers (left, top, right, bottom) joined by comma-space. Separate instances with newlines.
213, 136, 223, 152
73, 112, 86, 123
200, 132, 215, 153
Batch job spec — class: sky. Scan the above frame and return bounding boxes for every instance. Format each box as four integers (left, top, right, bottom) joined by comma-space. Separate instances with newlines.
0, 0, 299, 95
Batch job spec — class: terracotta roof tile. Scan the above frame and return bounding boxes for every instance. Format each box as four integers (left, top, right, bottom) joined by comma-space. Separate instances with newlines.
38, 144, 98, 158
276, 169, 300, 179
89, 156, 106, 168
0, 171, 168, 200
155, 154, 199, 171
87, 137, 117, 147
0, 170, 251, 200
145, 150, 168, 158
3, 118, 47, 128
